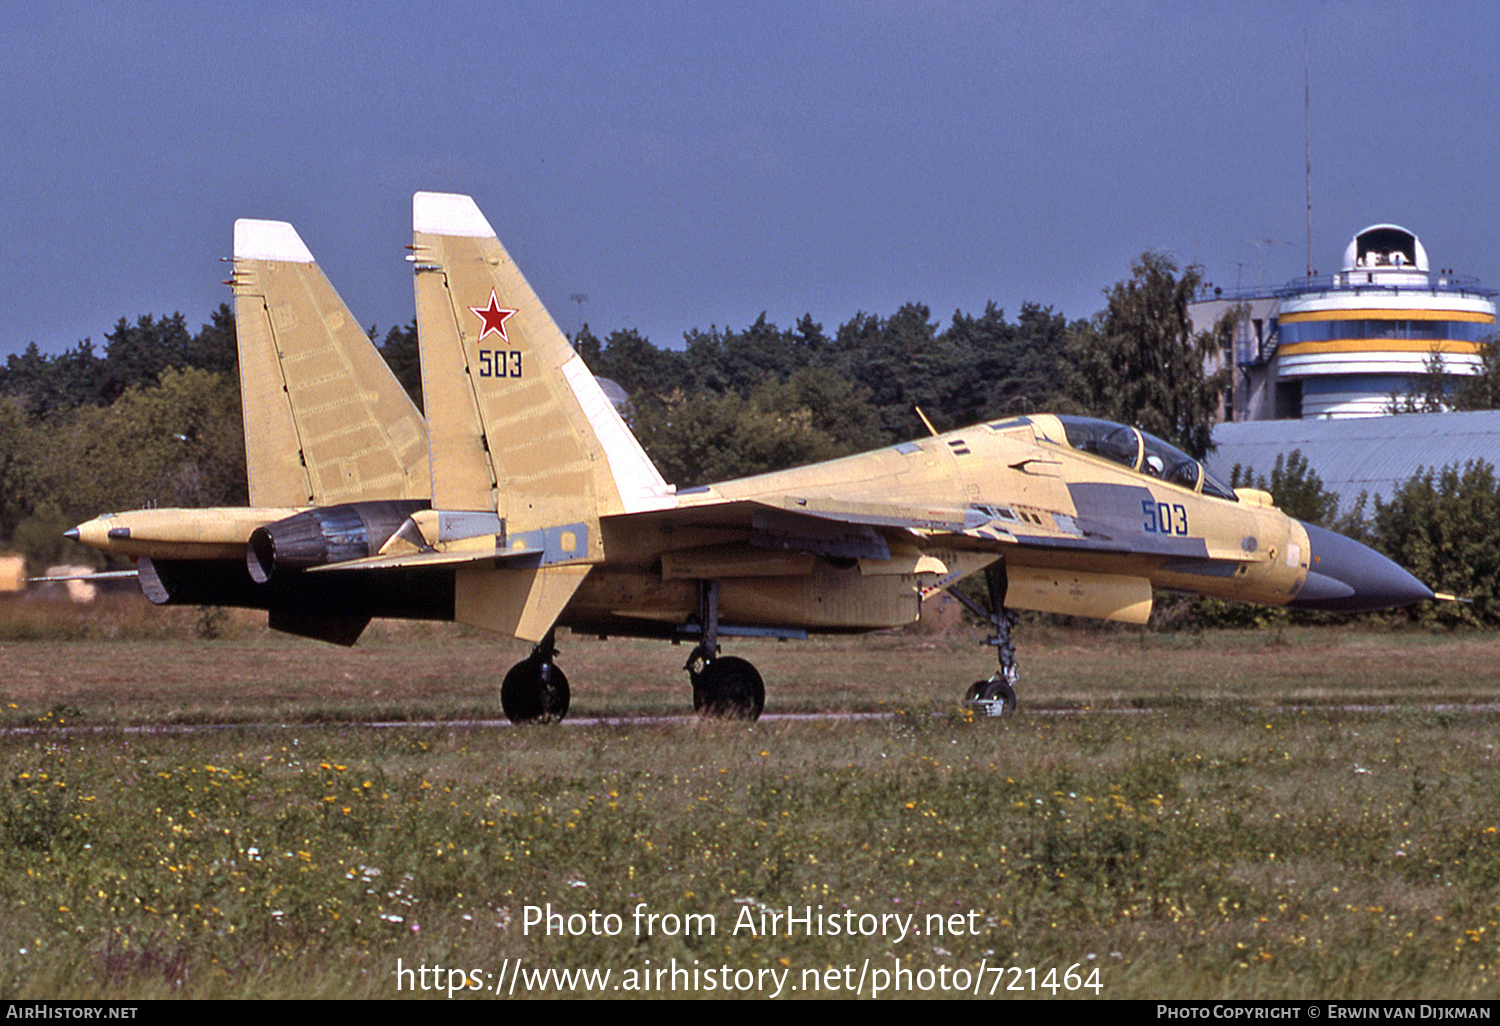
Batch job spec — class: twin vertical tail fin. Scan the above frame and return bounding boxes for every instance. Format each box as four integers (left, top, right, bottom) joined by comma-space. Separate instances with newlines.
231, 219, 429, 507
231, 198, 671, 643
409, 192, 673, 539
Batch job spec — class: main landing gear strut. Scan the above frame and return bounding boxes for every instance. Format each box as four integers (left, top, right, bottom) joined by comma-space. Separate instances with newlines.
501, 628, 571, 724
948, 564, 1020, 715
684, 580, 765, 720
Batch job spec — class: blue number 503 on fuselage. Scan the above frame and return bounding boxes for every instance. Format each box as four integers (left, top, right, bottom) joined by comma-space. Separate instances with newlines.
1143, 500, 1188, 536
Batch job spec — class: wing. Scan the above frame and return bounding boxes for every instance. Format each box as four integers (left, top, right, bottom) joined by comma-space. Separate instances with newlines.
596, 462, 1263, 628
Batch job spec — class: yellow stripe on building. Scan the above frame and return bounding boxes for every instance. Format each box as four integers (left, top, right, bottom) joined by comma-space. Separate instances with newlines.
1278, 339, 1487, 356
1280, 308, 1495, 323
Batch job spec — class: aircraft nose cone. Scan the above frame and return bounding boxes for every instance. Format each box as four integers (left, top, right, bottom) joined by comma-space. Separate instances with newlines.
1288, 521, 1434, 612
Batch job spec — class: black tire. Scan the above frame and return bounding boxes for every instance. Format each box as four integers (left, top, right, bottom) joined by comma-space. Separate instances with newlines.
501, 657, 570, 724
964, 681, 985, 702
976, 678, 1017, 715
692, 656, 765, 721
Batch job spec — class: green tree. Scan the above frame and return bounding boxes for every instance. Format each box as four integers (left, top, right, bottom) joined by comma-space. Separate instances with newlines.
98, 313, 195, 405
561, 301, 1075, 440
2, 368, 246, 568
184, 303, 239, 379
0, 393, 40, 541
0, 342, 53, 404
587, 328, 688, 398
1385, 338, 1500, 414
790, 314, 829, 362
2, 309, 239, 418
824, 303, 967, 438
572, 325, 603, 365
1229, 449, 1340, 526
1365, 460, 1500, 626
378, 321, 423, 412
632, 385, 855, 488
942, 301, 1072, 424
683, 313, 802, 397
10, 502, 81, 572
750, 367, 889, 454
1386, 349, 1451, 414
32, 368, 246, 526
0, 340, 102, 418
1065, 252, 1231, 459
1449, 336, 1500, 410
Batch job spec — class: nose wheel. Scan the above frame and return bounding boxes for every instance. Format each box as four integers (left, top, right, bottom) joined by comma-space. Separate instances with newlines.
963, 677, 1017, 715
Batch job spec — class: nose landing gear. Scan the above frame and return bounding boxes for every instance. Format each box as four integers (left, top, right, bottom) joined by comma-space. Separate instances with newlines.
949, 564, 1021, 717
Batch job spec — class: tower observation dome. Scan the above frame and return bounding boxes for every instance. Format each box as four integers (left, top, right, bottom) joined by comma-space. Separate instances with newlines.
1199, 225, 1497, 420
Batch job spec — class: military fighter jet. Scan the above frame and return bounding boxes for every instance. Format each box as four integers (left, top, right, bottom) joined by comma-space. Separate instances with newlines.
69, 193, 1435, 721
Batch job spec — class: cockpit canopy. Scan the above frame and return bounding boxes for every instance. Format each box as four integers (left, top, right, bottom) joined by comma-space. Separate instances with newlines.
1053, 415, 1238, 501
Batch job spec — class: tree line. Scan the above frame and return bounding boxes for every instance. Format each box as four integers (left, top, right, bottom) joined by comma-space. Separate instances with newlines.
560, 250, 1230, 487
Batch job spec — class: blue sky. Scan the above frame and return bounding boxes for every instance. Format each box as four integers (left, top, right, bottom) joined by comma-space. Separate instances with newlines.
4, 0, 1498, 358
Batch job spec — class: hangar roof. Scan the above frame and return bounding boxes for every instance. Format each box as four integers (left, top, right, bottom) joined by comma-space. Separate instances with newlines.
1207, 411, 1500, 513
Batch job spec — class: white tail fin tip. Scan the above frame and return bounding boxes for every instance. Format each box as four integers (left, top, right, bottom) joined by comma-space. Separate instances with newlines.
234, 219, 315, 263
413, 192, 496, 239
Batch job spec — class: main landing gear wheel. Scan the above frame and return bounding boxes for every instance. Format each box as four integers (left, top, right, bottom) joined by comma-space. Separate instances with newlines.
501, 651, 570, 724
691, 656, 765, 721
683, 579, 765, 721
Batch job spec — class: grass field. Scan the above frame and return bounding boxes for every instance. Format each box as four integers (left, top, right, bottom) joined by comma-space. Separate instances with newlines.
2, 594, 1499, 999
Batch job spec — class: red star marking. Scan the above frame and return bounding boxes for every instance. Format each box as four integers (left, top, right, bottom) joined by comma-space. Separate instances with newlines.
470, 290, 517, 343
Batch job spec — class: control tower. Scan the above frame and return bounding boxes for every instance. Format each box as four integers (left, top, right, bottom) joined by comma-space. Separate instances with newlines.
1194, 225, 1497, 420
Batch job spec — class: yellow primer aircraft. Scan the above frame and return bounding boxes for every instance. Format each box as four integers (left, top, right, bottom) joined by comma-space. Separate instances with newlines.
69, 193, 1434, 721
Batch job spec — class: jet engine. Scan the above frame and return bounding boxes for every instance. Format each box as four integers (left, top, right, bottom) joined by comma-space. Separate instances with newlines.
247, 500, 428, 583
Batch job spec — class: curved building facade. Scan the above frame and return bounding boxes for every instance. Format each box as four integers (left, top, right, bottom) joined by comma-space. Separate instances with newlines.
1195, 225, 1497, 420
1277, 225, 1495, 417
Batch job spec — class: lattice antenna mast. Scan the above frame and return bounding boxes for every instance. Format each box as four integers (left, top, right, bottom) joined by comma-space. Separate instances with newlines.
1304, 31, 1313, 277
